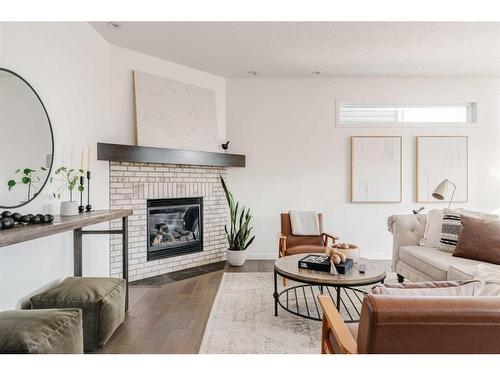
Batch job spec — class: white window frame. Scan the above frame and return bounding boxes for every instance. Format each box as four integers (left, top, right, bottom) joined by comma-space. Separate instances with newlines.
335, 101, 477, 128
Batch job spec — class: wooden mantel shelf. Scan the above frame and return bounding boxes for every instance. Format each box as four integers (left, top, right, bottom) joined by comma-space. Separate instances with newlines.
0, 209, 132, 248
97, 142, 246, 168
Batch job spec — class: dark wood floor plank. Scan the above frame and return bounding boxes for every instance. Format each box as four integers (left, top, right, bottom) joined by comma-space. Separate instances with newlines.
99, 269, 224, 354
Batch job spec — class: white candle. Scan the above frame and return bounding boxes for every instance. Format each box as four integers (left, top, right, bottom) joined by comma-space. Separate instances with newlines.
80, 148, 85, 170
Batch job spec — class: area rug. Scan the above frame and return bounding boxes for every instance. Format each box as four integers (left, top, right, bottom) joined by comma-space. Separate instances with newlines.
199, 271, 396, 354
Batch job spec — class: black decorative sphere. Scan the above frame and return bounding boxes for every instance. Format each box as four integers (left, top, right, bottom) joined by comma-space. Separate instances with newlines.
11, 212, 22, 223
1, 217, 15, 229
20, 215, 31, 224
46, 214, 54, 223
1, 211, 12, 218
30, 216, 41, 224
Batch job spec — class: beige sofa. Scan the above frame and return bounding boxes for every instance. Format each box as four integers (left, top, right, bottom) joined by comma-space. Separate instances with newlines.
388, 214, 500, 282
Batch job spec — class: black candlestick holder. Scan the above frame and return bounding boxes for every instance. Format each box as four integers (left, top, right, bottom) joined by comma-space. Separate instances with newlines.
78, 176, 85, 213
85, 171, 92, 212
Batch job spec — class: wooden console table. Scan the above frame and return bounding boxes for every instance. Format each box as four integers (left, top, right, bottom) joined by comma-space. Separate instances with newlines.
0, 209, 132, 311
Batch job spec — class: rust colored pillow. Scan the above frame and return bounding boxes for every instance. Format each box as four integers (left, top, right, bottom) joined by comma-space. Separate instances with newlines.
453, 215, 500, 265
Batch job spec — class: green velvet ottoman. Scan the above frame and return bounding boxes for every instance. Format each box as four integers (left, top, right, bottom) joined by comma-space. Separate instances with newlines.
30, 277, 125, 352
0, 308, 83, 354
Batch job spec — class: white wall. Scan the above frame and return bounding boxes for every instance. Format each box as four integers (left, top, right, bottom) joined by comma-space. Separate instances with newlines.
0, 24, 227, 310
226, 78, 500, 259
108, 45, 226, 147
0, 23, 111, 309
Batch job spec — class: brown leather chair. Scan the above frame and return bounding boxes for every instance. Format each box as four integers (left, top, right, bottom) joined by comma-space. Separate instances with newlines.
318, 291, 500, 354
279, 213, 338, 258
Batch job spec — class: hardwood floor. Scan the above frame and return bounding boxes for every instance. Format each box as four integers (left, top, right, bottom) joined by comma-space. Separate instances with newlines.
99, 260, 274, 354
99, 259, 386, 354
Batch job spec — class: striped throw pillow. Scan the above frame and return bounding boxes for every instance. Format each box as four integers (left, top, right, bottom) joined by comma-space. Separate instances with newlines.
439, 209, 499, 253
439, 209, 462, 252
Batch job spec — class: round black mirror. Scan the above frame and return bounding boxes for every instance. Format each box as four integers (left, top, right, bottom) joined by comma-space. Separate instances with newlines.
0, 68, 54, 209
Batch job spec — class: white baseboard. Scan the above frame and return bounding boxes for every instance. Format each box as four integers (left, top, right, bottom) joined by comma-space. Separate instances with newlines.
246, 251, 278, 260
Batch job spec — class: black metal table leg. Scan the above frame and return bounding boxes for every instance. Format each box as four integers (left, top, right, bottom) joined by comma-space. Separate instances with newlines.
73, 228, 83, 277
122, 216, 129, 312
336, 286, 341, 314
273, 270, 278, 316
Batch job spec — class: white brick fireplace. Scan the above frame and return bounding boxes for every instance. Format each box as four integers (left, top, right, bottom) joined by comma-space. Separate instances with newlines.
108, 161, 228, 281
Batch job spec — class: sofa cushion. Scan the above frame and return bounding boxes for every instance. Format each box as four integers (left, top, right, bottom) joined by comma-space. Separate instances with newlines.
399, 245, 491, 281
0, 308, 83, 354
419, 209, 443, 248
439, 209, 463, 253
453, 215, 500, 265
399, 246, 450, 280
447, 265, 475, 281
30, 277, 125, 352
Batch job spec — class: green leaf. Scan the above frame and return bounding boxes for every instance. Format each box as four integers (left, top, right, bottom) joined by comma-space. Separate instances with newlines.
40, 167, 47, 171
21, 177, 31, 184
78, 185, 84, 192
23, 168, 34, 175
78, 169, 84, 174
244, 236, 255, 250
7, 180, 16, 190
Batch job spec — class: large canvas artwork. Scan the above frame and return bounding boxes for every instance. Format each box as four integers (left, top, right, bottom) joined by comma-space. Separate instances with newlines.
133, 71, 218, 152
351, 136, 402, 203
417, 136, 468, 203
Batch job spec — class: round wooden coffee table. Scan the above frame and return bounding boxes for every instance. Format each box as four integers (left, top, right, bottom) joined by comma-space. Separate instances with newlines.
273, 254, 386, 323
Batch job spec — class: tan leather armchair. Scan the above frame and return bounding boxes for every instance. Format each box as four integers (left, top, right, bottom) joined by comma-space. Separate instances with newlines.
318, 292, 500, 354
279, 213, 338, 258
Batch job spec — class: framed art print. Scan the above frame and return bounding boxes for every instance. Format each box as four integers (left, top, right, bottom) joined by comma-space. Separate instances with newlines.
351, 136, 402, 203
416, 136, 468, 203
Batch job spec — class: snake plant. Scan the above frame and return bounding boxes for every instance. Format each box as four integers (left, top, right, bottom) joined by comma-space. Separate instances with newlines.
220, 175, 255, 251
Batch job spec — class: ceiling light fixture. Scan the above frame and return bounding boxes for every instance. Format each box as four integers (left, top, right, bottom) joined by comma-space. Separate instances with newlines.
106, 22, 121, 30
247, 71, 257, 76
312, 71, 321, 76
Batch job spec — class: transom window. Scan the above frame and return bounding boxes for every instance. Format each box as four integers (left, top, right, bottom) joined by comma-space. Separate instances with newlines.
337, 103, 476, 126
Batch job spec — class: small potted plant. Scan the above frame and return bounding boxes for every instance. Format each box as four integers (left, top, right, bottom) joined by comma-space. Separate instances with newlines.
51, 167, 84, 216
7, 167, 47, 203
220, 176, 255, 266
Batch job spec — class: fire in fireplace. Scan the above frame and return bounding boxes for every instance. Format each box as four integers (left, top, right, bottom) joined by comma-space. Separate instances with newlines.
147, 197, 203, 260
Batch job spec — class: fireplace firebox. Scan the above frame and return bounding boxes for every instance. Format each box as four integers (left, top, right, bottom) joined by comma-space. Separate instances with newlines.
147, 197, 203, 261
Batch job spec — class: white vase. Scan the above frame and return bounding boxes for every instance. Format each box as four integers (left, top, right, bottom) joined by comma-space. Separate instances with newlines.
226, 249, 248, 266
60, 201, 79, 216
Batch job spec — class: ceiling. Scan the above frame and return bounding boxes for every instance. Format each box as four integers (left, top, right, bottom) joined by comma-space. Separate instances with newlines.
91, 22, 500, 78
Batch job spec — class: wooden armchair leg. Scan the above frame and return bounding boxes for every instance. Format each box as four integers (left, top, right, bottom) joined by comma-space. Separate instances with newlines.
282, 277, 287, 287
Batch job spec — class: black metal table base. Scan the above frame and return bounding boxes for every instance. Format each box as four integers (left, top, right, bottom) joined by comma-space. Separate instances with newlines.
73, 216, 129, 311
273, 270, 383, 323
